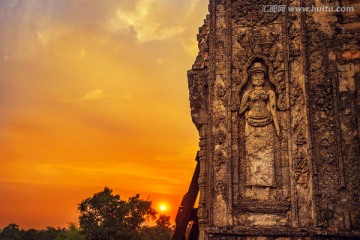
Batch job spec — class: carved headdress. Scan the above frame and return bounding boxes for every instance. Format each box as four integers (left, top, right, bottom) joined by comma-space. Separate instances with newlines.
248, 61, 268, 75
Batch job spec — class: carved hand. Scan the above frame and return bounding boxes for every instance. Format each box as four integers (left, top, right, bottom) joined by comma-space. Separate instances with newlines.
239, 102, 250, 115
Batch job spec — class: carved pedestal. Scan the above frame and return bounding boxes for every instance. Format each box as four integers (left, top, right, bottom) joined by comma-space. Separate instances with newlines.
188, 0, 360, 239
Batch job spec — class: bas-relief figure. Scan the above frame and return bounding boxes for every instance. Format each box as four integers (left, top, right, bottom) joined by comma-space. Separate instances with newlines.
239, 61, 281, 190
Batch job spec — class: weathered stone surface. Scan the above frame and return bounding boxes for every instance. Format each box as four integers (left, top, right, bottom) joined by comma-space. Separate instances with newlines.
188, 0, 360, 239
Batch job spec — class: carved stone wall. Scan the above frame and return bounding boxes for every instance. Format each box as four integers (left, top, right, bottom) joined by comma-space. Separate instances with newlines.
188, 0, 360, 239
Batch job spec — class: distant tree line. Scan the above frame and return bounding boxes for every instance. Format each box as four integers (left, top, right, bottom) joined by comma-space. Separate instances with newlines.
0, 187, 173, 240
0, 223, 83, 240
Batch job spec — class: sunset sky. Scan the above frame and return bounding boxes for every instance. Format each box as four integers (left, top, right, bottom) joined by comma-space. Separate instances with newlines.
0, 0, 208, 229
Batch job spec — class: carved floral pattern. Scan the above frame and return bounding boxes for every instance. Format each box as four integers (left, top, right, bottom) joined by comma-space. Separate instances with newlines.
294, 150, 309, 185
214, 115, 226, 127
215, 181, 227, 199
217, 86, 226, 100
306, 12, 341, 227
231, 0, 283, 27
290, 82, 304, 106
214, 150, 225, 172
216, 130, 226, 145
295, 133, 307, 146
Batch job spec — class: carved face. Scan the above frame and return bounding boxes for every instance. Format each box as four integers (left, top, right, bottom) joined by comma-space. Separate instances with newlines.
250, 71, 265, 86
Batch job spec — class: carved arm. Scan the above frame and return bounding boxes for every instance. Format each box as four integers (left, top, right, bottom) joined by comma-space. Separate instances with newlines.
269, 90, 282, 138
239, 91, 250, 115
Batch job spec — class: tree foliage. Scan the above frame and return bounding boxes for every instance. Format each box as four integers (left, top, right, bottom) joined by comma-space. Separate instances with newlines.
78, 187, 165, 240
0, 224, 22, 240
54, 223, 84, 240
139, 215, 173, 240
0, 223, 82, 240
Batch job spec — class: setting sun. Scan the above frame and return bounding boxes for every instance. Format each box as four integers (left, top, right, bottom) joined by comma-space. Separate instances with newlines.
160, 204, 167, 212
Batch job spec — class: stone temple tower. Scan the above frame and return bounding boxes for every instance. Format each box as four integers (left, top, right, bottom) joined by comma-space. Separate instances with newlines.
188, 0, 360, 239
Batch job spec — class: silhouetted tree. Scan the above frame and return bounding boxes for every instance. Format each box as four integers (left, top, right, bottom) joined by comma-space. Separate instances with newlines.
23, 229, 38, 240
56, 223, 84, 240
139, 214, 173, 240
0, 224, 23, 240
35, 227, 64, 240
78, 187, 157, 240
156, 215, 172, 229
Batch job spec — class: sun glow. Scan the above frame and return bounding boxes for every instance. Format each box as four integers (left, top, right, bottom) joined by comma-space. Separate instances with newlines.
159, 204, 167, 212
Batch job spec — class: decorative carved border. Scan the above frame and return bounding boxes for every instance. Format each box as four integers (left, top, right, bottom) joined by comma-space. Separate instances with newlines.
206, 226, 360, 238
234, 200, 291, 214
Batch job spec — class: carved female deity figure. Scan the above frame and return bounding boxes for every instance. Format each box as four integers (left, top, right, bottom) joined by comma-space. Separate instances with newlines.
239, 61, 281, 188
